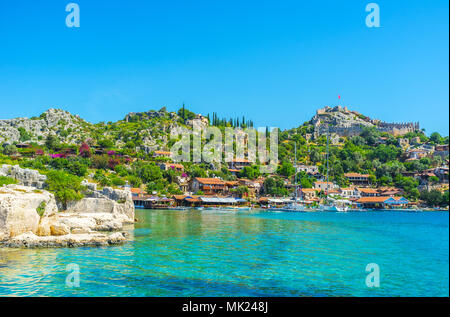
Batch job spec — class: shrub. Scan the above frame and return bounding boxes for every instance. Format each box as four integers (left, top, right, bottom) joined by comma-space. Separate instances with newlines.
0, 176, 17, 187
2, 144, 17, 156
36, 201, 46, 217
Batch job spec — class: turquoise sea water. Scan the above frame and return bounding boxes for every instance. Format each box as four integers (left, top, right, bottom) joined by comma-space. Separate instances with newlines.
0, 210, 448, 297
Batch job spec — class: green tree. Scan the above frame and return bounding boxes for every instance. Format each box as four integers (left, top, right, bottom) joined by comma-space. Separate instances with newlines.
2, 144, 17, 155
46, 170, 84, 210
138, 164, 163, 183
420, 189, 444, 207
239, 165, 261, 180
45, 135, 60, 151
277, 161, 295, 178
0, 176, 17, 186
430, 132, 442, 144
263, 176, 289, 197
18, 127, 32, 142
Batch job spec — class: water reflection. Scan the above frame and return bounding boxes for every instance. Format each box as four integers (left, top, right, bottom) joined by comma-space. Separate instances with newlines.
0, 210, 448, 297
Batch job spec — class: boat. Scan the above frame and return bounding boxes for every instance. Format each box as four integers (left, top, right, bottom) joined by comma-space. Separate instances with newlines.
170, 206, 189, 210
278, 144, 309, 212
320, 199, 352, 212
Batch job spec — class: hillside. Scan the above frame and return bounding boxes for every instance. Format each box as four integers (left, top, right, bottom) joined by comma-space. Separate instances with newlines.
0, 107, 188, 153
0, 105, 448, 208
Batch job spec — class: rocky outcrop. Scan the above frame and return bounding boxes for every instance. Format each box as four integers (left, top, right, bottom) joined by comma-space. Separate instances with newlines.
65, 186, 135, 223
0, 164, 47, 189
0, 185, 57, 238
0, 184, 133, 248
0, 108, 90, 144
311, 106, 419, 138
3, 231, 127, 248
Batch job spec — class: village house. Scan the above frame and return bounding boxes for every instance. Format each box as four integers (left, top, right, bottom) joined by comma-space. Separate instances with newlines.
159, 162, 184, 172
227, 168, 240, 176
434, 144, 449, 158
296, 164, 319, 176
153, 150, 172, 158
238, 178, 262, 198
299, 188, 319, 201
339, 187, 361, 199
190, 177, 226, 195
175, 175, 189, 193
344, 172, 370, 186
378, 187, 405, 197
228, 158, 251, 170
355, 187, 379, 197
356, 196, 409, 209
224, 180, 239, 194
131, 188, 145, 198
314, 181, 338, 192
434, 166, 449, 184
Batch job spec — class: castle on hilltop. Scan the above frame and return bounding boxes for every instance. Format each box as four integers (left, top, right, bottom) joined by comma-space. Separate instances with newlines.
312, 106, 420, 138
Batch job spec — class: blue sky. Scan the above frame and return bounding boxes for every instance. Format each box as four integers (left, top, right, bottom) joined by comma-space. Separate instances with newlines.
0, 0, 448, 135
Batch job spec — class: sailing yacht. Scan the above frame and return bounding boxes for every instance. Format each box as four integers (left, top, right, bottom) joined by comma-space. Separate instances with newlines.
317, 124, 351, 212
280, 144, 308, 212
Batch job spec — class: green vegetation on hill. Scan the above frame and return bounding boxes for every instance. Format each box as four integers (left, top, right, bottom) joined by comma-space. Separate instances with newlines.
0, 106, 448, 207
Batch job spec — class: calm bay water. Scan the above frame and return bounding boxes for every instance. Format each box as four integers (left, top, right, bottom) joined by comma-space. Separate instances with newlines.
0, 210, 448, 297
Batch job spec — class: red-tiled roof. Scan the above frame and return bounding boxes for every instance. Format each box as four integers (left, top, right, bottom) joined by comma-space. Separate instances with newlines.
195, 177, 225, 185
357, 188, 378, 194
154, 150, 172, 155
300, 188, 318, 192
131, 188, 143, 194
344, 172, 369, 178
232, 158, 250, 163
356, 196, 389, 203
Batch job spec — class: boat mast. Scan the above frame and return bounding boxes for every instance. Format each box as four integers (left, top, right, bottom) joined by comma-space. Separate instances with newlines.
326, 124, 329, 200
294, 143, 297, 202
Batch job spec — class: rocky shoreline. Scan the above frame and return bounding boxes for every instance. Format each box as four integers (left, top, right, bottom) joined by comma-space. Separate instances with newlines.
0, 168, 135, 248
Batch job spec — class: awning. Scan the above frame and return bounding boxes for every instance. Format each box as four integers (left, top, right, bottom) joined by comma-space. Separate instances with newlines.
200, 197, 237, 204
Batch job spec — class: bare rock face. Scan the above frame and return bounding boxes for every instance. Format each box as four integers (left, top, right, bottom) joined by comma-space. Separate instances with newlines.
0, 165, 47, 189
0, 185, 57, 238
66, 186, 135, 223
0, 185, 133, 248
0, 108, 90, 144
50, 223, 70, 236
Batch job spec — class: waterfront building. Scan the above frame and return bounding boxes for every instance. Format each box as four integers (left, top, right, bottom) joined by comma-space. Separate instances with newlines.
131, 187, 145, 198
133, 196, 174, 209
356, 196, 409, 209
300, 188, 319, 201
344, 172, 370, 186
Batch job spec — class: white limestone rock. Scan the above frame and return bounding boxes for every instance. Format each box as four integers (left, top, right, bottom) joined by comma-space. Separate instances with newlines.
0, 164, 47, 189
3, 231, 127, 248
0, 185, 57, 238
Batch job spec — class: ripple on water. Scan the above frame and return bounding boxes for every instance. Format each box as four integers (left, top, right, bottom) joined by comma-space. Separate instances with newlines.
0, 210, 448, 297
